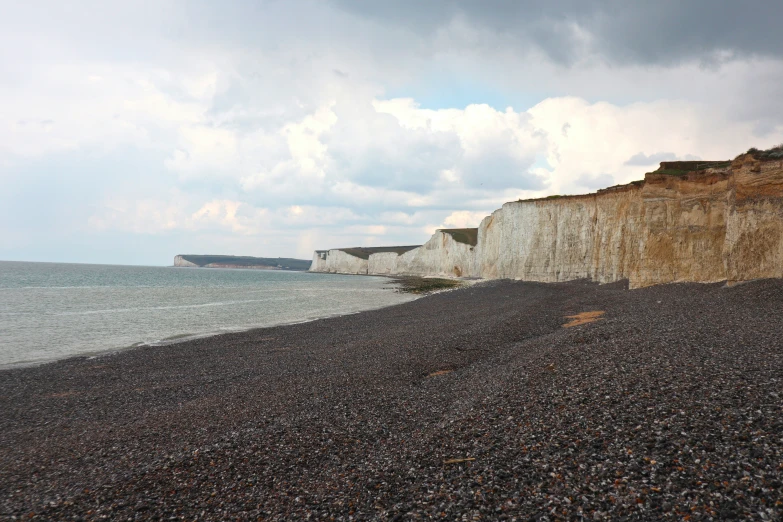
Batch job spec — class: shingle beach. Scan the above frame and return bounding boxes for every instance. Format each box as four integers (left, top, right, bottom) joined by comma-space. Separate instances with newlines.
1, 279, 782, 520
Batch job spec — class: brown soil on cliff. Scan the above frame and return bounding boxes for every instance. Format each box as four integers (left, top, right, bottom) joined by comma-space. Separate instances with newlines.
2, 279, 782, 520
562, 310, 605, 327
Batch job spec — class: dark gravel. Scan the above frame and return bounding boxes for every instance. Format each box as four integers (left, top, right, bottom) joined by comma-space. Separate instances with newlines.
1, 279, 782, 520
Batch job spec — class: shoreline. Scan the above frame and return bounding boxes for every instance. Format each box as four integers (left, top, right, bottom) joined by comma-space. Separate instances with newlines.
0, 275, 422, 372
0, 308, 400, 372
1, 273, 475, 371
2, 278, 781, 519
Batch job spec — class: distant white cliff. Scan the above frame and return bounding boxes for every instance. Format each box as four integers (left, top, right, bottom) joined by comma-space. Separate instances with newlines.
310, 154, 783, 288
174, 255, 312, 271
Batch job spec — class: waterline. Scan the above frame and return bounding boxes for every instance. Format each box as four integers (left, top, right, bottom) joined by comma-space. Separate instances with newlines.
0, 261, 416, 368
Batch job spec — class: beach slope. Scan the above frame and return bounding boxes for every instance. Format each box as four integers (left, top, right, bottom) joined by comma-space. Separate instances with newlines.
1, 279, 782, 519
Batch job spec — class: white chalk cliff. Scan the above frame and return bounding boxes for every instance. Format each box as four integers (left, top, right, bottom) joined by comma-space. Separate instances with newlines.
310, 154, 783, 288
173, 255, 199, 268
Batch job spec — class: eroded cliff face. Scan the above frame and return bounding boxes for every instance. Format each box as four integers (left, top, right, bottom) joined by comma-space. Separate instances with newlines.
724, 155, 783, 284
311, 155, 783, 288
479, 156, 783, 288
368, 230, 478, 278
311, 251, 329, 273
311, 249, 369, 275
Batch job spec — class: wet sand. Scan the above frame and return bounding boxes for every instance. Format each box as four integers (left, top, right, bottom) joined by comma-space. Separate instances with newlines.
1, 279, 782, 520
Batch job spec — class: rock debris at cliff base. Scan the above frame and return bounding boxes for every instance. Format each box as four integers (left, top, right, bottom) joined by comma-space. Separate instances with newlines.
1, 279, 782, 520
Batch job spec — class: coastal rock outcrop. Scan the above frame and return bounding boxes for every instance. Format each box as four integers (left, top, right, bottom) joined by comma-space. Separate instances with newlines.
310, 153, 783, 288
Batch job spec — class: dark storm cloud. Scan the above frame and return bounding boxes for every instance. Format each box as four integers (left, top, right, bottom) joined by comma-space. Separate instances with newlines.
331, 0, 783, 65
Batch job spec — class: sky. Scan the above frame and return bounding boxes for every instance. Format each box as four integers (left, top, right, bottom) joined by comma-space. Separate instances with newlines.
2, 1, 783, 266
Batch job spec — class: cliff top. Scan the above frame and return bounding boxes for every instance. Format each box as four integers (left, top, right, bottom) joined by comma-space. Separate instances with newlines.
516, 157, 743, 204
439, 228, 478, 246
745, 144, 783, 160
338, 246, 421, 260
654, 160, 731, 177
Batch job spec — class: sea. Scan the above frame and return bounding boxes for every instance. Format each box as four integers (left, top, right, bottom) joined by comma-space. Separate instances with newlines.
0, 261, 417, 368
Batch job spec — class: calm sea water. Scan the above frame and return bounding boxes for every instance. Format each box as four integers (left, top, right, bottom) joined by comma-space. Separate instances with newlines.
0, 261, 416, 368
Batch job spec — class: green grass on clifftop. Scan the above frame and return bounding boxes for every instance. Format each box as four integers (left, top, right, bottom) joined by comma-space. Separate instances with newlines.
440, 228, 478, 247
745, 144, 783, 160
338, 246, 420, 260
654, 161, 732, 177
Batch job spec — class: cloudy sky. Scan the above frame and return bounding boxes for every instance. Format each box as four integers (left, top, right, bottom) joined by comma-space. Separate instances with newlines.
3, 1, 783, 265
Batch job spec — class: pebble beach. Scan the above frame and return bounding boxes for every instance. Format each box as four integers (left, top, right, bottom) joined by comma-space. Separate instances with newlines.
1, 279, 782, 520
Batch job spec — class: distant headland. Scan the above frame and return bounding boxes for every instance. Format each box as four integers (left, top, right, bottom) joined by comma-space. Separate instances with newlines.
174, 255, 311, 271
